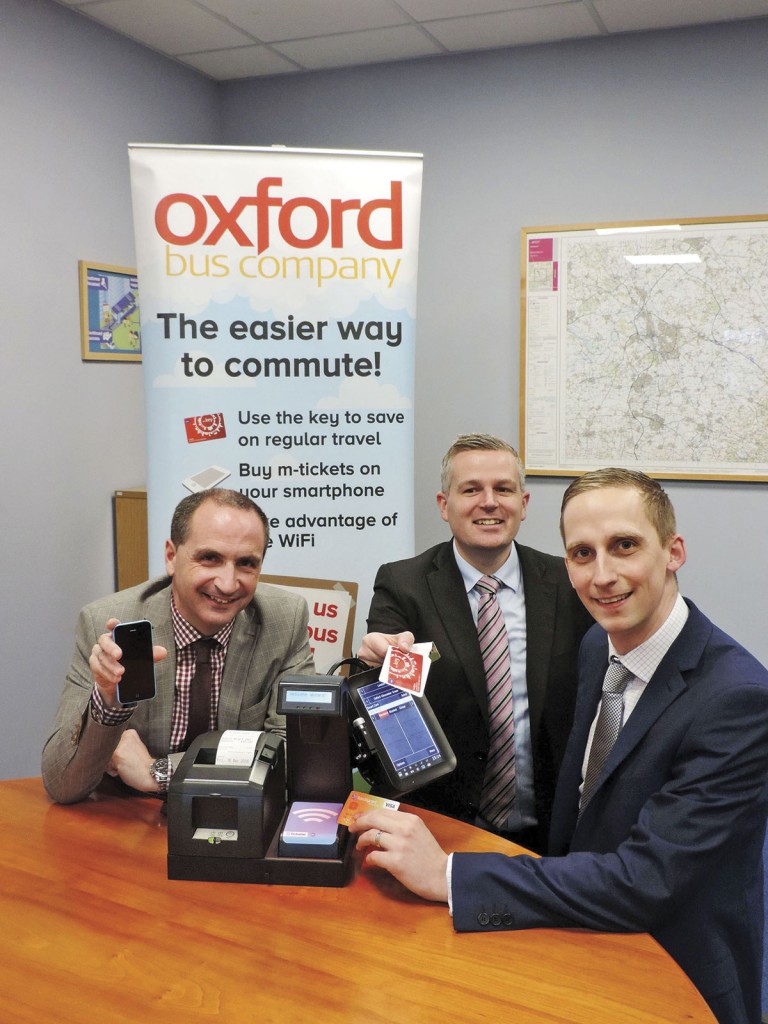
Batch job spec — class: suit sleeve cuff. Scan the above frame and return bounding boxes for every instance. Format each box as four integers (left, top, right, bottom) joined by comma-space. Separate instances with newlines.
447, 852, 454, 916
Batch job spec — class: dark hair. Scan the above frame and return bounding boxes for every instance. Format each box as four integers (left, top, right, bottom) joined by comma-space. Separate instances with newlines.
170, 488, 270, 548
440, 433, 525, 492
560, 468, 676, 544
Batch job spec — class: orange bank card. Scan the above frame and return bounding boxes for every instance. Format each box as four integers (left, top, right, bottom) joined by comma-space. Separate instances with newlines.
338, 790, 400, 826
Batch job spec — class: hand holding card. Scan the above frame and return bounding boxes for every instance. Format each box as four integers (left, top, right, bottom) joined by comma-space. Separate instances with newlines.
380, 641, 439, 697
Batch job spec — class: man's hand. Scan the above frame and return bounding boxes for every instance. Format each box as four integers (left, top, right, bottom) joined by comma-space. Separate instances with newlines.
357, 631, 415, 666
349, 808, 449, 903
90, 617, 167, 707
106, 729, 161, 792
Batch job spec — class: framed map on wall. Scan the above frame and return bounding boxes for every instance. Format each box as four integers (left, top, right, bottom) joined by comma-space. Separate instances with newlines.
520, 215, 768, 481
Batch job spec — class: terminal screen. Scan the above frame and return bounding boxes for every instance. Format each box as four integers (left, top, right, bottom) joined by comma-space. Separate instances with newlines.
356, 680, 445, 781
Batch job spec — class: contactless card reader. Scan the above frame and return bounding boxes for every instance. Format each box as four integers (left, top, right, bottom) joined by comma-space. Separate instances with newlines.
167, 675, 355, 887
272, 674, 355, 885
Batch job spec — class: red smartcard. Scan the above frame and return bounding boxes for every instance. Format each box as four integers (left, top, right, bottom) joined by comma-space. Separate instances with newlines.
184, 413, 226, 443
385, 649, 424, 693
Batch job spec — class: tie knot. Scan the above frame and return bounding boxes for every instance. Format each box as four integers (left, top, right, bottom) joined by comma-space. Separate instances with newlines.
603, 656, 631, 694
194, 637, 217, 664
477, 575, 501, 597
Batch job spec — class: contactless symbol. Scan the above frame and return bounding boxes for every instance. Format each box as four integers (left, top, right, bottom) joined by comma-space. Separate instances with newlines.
291, 806, 340, 824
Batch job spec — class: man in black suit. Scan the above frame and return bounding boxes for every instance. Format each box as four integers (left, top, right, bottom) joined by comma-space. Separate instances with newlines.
358, 433, 592, 852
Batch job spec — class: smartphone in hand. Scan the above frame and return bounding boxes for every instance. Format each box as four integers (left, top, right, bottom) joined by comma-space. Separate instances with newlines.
112, 619, 157, 704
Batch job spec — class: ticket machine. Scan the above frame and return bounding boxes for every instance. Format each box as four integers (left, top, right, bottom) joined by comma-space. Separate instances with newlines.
167, 674, 355, 886
167, 667, 455, 887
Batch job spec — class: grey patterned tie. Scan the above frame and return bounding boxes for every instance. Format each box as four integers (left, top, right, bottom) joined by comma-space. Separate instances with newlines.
579, 656, 631, 813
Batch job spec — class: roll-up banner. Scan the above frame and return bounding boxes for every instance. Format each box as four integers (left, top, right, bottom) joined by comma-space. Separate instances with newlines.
128, 145, 423, 665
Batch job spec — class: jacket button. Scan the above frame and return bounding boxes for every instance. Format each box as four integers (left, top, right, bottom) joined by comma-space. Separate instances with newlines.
477, 912, 490, 926
490, 913, 502, 926
502, 914, 513, 926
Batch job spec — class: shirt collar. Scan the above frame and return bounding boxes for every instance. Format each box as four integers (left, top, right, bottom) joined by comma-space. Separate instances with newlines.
609, 591, 689, 683
170, 594, 236, 651
452, 540, 521, 595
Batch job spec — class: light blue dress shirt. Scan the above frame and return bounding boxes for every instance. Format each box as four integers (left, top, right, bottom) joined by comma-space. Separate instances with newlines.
453, 541, 536, 833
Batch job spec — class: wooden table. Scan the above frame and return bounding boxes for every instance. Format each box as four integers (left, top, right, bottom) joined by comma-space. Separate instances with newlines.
0, 778, 714, 1024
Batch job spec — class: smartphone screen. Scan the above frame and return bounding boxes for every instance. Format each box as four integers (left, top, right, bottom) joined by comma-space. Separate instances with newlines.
113, 619, 156, 704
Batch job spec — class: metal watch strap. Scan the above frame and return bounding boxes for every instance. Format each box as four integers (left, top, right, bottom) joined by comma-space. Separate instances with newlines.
149, 756, 171, 792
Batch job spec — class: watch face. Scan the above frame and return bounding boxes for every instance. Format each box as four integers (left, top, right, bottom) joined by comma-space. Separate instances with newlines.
151, 758, 171, 787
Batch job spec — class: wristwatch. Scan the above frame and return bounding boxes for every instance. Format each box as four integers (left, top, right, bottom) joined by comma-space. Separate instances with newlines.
149, 756, 172, 793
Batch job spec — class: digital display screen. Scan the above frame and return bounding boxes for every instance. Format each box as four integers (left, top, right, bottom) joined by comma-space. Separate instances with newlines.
357, 681, 445, 780
284, 689, 335, 705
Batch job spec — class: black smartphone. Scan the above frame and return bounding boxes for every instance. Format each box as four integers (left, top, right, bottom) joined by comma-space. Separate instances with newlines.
113, 619, 157, 704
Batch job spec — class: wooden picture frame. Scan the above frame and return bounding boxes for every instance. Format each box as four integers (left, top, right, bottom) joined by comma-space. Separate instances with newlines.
520, 214, 768, 481
79, 260, 141, 362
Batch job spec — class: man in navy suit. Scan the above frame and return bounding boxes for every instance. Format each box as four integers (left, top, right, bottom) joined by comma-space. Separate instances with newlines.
351, 468, 768, 1024
358, 434, 592, 853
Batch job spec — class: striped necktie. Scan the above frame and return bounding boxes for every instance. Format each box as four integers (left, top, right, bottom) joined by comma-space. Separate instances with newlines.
476, 575, 516, 828
579, 656, 631, 813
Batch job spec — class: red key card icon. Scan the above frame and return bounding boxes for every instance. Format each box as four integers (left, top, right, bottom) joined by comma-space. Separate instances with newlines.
184, 413, 226, 443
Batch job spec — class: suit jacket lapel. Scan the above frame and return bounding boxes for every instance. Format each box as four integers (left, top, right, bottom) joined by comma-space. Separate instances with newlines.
581, 602, 709, 805
517, 543, 558, 739
426, 543, 489, 721
603, 668, 686, 777
218, 599, 261, 727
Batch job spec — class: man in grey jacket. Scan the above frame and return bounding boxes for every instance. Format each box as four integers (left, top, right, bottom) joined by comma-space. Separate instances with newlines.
42, 488, 315, 803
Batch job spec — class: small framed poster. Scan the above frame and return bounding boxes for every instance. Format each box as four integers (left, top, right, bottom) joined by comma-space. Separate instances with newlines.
79, 261, 141, 362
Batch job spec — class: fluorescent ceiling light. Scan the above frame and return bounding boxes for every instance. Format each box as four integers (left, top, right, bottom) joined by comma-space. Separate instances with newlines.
624, 254, 701, 265
595, 225, 681, 235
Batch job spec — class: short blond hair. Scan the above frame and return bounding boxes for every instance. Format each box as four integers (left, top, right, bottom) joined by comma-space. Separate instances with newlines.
560, 468, 676, 545
440, 433, 525, 492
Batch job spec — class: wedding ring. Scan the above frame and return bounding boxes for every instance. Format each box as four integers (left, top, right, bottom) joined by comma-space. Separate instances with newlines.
374, 829, 384, 849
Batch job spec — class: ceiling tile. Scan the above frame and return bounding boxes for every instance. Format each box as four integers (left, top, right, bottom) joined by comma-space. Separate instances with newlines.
427, 4, 600, 51
198, 0, 410, 41
47, 0, 768, 80
593, 0, 768, 33
85, 0, 255, 55
179, 45, 300, 79
398, 0, 569, 18
274, 25, 444, 71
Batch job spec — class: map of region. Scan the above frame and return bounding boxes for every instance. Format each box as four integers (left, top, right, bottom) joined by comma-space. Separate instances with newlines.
560, 228, 768, 474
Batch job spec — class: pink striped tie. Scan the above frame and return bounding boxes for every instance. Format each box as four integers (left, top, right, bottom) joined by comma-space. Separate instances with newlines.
476, 575, 516, 828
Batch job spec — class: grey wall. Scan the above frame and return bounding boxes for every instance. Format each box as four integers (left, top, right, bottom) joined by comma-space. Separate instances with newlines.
3, 0, 767, 779
1, 0, 219, 777
221, 18, 768, 670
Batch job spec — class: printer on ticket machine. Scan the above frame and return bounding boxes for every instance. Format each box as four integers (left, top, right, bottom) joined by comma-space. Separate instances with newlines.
167, 673, 356, 886
166, 729, 286, 882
